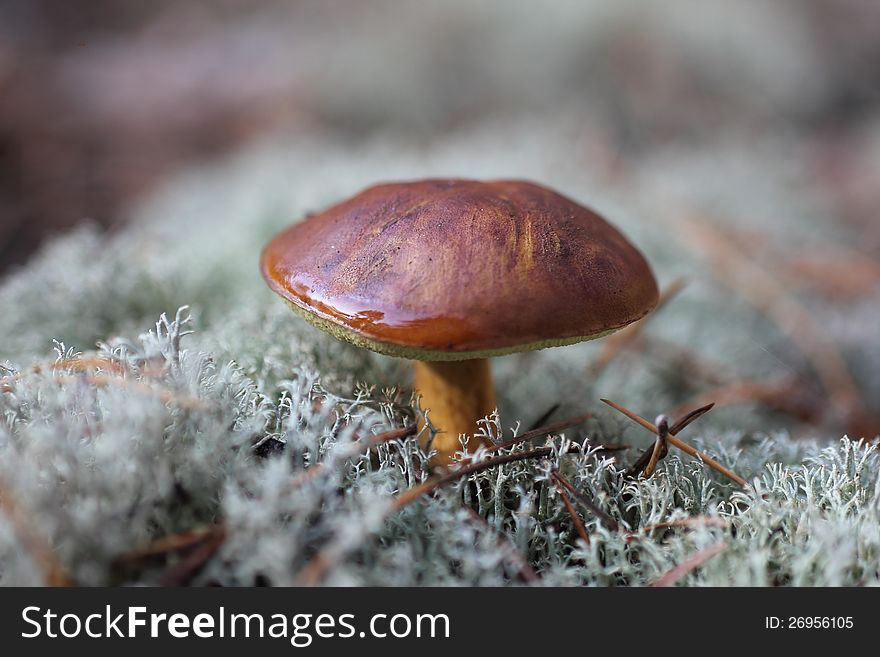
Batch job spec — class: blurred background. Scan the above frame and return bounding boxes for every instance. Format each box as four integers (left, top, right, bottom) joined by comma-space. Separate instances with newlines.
4, 0, 879, 269
1, 0, 878, 439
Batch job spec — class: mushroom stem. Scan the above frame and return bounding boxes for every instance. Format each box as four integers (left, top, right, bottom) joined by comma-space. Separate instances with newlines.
414, 359, 496, 464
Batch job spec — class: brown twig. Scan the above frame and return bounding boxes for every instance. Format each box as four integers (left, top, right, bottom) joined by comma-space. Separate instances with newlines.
716, 221, 880, 299
114, 524, 224, 564
640, 516, 729, 534
671, 378, 819, 425
157, 524, 226, 586
297, 413, 621, 586
673, 212, 865, 429
527, 403, 560, 431
554, 480, 591, 547
298, 445, 563, 586
643, 415, 669, 478
1, 357, 128, 393
602, 398, 749, 487
0, 480, 72, 586
289, 424, 418, 490
59, 375, 206, 409
487, 412, 594, 453
589, 278, 687, 376
650, 542, 726, 587
393, 447, 557, 511
625, 403, 713, 479
780, 250, 880, 298
2, 363, 206, 410
550, 470, 619, 531
669, 403, 716, 435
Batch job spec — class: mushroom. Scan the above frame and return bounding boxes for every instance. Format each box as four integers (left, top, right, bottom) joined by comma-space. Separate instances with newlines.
261, 179, 658, 464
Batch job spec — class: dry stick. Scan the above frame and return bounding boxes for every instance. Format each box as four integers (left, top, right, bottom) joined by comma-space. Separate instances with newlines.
115, 525, 224, 564
650, 542, 727, 587
487, 412, 594, 453
289, 425, 418, 490
0, 481, 72, 586
643, 416, 669, 478
780, 250, 880, 298
299, 415, 610, 585
393, 447, 557, 510
1, 357, 126, 393
642, 405, 710, 478
640, 517, 728, 534
672, 378, 818, 425
601, 398, 749, 488
624, 516, 730, 544
158, 525, 227, 587
717, 220, 880, 298
0, 356, 127, 385
674, 212, 865, 428
550, 470, 619, 531
121, 427, 418, 570
2, 363, 206, 410
553, 480, 591, 547
52, 374, 206, 410
527, 403, 561, 431
669, 403, 716, 436
625, 403, 714, 479
589, 277, 687, 376
298, 446, 561, 586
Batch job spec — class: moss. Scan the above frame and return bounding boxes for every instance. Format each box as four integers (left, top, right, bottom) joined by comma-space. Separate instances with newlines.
0, 123, 875, 586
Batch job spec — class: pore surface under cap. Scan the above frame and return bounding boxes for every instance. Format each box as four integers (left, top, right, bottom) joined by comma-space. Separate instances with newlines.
261, 179, 659, 360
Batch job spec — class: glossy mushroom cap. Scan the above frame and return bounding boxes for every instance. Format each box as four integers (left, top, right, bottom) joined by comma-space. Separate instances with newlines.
261, 179, 659, 360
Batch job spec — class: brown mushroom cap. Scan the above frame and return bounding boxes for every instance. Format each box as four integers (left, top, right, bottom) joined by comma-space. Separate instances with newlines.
261, 179, 659, 360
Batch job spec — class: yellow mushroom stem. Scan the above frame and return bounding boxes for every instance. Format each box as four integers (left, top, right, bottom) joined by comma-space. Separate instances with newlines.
413, 359, 496, 465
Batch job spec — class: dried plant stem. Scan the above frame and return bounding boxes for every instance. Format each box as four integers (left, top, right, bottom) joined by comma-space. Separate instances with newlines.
158, 524, 226, 586
672, 378, 818, 425
0, 480, 72, 586
298, 413, 620, 585
554, 480, 591, 547
0, 356, 128, 392
298, 446, 561, 585
644, 438, 665, 478
1, 359, 206, 409
550, 470, 619, 531
780, 250, 880, 298
393, 447, 555, 510
527, 403, 561, 431
602, 398, 749, 487
640, 517, 729, 534
626, 404, 713, 479
51, 374, 206, 409
289, 425, 418, 490
113, 524, 228, 586
718, 220, 880, 298
487, 412, 593, 453
650, 542, 726, 587
674, 212, 864, 427
115, 525, 224, 564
